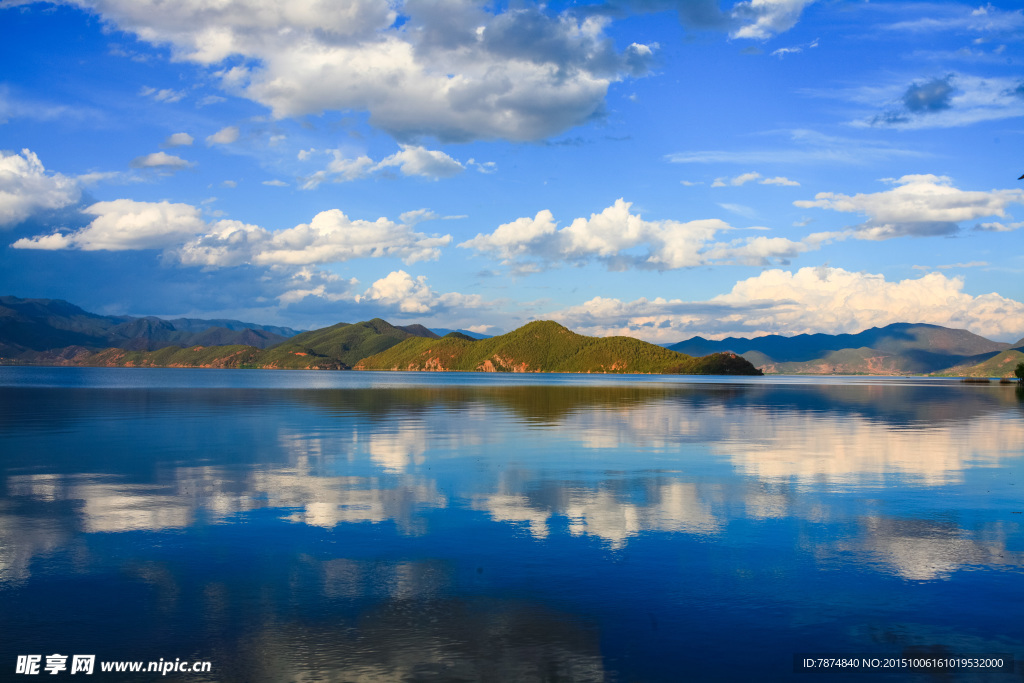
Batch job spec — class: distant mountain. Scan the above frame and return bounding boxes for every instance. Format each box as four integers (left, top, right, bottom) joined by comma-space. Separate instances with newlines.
429, 328, 493, 340
668, 323, 1013, 375
0, 296, 300, 359
355, 320, 762, 375
37, 318, 440, 370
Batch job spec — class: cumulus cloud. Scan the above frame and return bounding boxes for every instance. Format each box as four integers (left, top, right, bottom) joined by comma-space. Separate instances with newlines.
129, 151, 193, 170
176, 209, 451, 267
794, 174, 1024, 240
458, 198, 837, 272
760, 176, 799, 186
39, 0, 658, 143
0, 149, 81, 227
11, 199, 207, 251
163, 132, 194, 147
547, 267, 1024, 343
730, 0, 816, 39
355, 270, 484, 314
275, 267, 359, 306
12, 196, 452, 267
302, 144, 487, 187
376, 145, 465, 179
206, 126, 239, 146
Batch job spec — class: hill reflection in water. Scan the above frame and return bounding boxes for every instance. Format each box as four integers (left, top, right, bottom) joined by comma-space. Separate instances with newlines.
1, 373, 1022, 680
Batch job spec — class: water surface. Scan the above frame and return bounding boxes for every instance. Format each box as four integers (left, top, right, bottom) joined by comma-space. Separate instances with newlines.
1, 368, 1022, 681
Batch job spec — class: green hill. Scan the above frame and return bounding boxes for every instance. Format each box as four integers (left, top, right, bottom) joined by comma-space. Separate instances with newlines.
936, 348, 1024, 378
355, 320, 762, 375
253, 318, 437, 369
20, 318, 442, 370
80, 345, 264, 369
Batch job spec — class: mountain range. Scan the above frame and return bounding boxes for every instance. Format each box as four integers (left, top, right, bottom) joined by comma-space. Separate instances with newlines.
1, 296, 1021, 376
0, 296, 759, 375
668, 323, 1024, 376
0, 295, 300, 356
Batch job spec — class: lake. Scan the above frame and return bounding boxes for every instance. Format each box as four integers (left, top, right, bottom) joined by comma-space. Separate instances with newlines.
1, 367, 1022, 681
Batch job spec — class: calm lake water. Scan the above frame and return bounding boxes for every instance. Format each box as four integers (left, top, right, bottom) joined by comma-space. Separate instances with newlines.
1, 368, 1022, 682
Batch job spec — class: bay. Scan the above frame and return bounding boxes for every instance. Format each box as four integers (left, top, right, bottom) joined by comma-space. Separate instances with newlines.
1, 367, 1022, 681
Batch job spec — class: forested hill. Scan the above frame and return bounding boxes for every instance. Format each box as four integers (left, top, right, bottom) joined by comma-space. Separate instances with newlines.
355, 320, 763, 375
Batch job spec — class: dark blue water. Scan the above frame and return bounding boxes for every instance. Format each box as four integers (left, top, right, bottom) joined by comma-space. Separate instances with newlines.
1, 368, 1022, 681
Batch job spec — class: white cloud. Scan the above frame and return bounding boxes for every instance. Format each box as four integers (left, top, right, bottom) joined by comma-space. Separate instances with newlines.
547, 267, 1024, 343
794, 174, 1024, 239
712, 172, 799, 187
12, 197, 451, 266
45, 0, 656, 143
399, 209, 439, 225
716, 203, 758, 219
760, 176, 799, 186
303, 154, 375, 188
129, 151, 193, 170
163, 132, 194, 147
355, 270, 484, 314
11, 199, 207, 251
377, 145, 464, 179
883, 3, 1024, 34
275, 267, 359, 305
712, 171, 760, 187
0, 149, 81, 227
912, 261, 988, 270
262, 179, 288, 187
975, 220, 1023, 232
730, 0, 816, 40
304, 144, 489, 187
139, 85, 186, 103
205, 126, 240, 146
458, 198, 835, 272
198, 94, 226, 107
177, 209, 451, 267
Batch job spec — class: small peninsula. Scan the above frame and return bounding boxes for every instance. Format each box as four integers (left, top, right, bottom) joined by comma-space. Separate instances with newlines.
355, 320, 762, 375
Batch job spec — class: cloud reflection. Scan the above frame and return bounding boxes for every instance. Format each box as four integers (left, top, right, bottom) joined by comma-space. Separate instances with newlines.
2, 382, 1022, 584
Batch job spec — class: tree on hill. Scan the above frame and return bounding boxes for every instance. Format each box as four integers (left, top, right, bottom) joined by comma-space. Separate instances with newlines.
1015, 361, 1024, 382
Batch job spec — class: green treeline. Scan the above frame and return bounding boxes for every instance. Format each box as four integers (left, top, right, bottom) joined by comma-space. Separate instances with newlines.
355, 320, 762, 375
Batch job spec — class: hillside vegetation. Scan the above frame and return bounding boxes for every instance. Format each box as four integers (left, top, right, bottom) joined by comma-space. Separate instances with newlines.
36, 318, 439, 370
937, 349, 1024, 378
248, 318, 437, 369
355, 320, 762, 375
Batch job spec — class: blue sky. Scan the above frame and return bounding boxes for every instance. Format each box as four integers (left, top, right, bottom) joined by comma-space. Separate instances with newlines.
1, 0, 1023, 341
